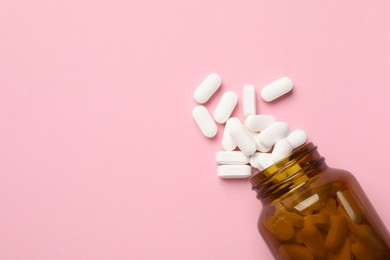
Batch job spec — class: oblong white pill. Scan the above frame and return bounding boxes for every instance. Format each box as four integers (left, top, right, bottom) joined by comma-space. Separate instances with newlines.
272, 138, 293, 163
249, 152, 262, 169
246, 130, 271, 152
218, 165, 252, 179
193, 73, 222, 104
229, 124, 257, 156
192, 106, 218, 138
245, 115, 276, 132
250, 152, 273, 171
261, 77, 293, 102
259, 153, 273, 170
213, 91, 238, 124
287, 129, 307, 148
216, 151, 249, 165
258, 121, 289, 147
243, 84, 256, 117
257, 139, 272, 153
222, 117, 240, 150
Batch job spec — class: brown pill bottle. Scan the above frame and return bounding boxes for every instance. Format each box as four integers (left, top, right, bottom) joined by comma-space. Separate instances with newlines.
250, 143, 390, 260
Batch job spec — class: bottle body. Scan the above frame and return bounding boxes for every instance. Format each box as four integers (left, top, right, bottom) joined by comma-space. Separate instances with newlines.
251, 143, 390, 259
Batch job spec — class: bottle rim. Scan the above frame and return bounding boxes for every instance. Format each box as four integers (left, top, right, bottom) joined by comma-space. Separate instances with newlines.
250, 142, 326, 199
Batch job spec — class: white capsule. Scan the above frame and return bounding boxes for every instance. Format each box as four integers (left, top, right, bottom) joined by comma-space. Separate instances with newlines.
272, 138, 293, 163
216, 151, 249, 165
245, 130, 270, 152
250, 152, 273, 171
229, 124, 257, 156
243, 84, 256, 117
260, 156, 273, 170
193, 73, 222, 104
245, 115, 276, 132
258, 121, 289, 147
222, 117, 240, 150
249, 152, 262, 169
192, 106, 217, 138
261, 77, 293, 102
218, 165, 252, 179
213, 91, 238, 124
256, 139, 272, 153
287, 130, 307, 148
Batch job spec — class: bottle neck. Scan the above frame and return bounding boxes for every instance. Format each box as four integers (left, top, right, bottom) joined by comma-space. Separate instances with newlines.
250, 143, 327, 201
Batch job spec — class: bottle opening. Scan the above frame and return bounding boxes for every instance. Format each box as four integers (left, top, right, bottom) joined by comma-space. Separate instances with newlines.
250, 143, 326, 200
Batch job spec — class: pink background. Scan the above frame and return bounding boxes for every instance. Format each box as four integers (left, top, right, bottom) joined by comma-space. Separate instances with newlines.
1, 0, 390, 259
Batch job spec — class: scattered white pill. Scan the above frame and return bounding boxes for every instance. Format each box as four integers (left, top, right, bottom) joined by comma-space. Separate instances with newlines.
229, 124, 257, 156
192, 106, 218, 138
246, 130, 270, 152
192, 74, 304, 177
193, 73, 222, 104
258, 121, 289, 147
259, 155, 274, 170
249, 152, 262, 169
287, 129, 307, 148
271, 138, 293, 163
243, 84, 256, 117
256, 139, 272, 153
213, 91, 238, 124
218, 165, 252, 179
261, 77, 293, 102
245, 115, 276, 132
246, 129, 259, 142
216, 151, 249, 165
222, 117, 241, 150
250, 152, 273, 171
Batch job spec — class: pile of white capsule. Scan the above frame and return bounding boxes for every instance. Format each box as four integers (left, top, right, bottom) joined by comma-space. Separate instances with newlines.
192, 73, 307, 179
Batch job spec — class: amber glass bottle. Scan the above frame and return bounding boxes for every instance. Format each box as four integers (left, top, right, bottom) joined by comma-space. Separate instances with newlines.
250, 143, 390, 259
